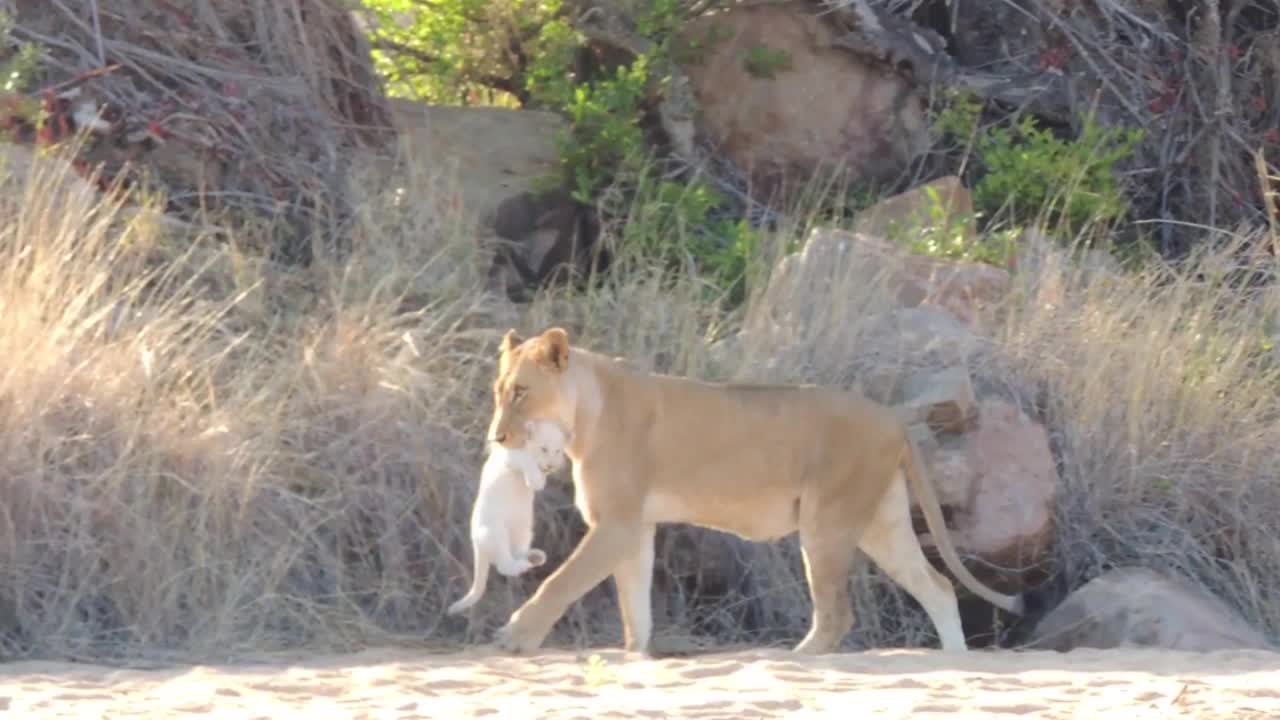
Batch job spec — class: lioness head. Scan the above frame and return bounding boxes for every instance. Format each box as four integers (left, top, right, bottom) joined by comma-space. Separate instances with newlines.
488, 326, 572, 449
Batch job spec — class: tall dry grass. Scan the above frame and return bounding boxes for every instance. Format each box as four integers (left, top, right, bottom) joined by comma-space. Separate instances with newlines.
0, 137, 1277, 664
994, 232, 1280, 639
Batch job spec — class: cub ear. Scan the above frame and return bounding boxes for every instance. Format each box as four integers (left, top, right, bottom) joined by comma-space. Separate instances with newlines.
539, 326, 570, 372
500, 328, 523, 355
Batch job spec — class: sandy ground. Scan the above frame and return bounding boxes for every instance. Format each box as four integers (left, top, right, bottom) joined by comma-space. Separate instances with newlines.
0, 646, 1278, 719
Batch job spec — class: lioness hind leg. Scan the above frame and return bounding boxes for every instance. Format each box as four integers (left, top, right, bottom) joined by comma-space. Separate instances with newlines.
859, 471, 967, 651
794, 504, 860, 654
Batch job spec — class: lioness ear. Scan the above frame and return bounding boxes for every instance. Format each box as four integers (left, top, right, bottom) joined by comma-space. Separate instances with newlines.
500, 329, 523, 355
540, 326, 570, 372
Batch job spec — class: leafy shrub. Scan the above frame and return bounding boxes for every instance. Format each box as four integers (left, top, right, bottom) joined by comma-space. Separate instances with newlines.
363, 0, 567, 105
361, 0, 763, 302
935, 90, 1143, 238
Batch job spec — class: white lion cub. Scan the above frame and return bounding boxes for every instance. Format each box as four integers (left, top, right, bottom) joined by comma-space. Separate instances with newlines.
447, 419, 569, 615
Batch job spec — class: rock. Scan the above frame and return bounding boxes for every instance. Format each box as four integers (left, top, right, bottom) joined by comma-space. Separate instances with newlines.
905, 422, 971, 509
1026, 567, 1274, 652
902, 256, 1011, 329
0, 142, 100, 209
864, 306, 986, 369
746, 223, 1011, 345
900, 366, 977, 435
489, 187, 600, 298
850, 176, 977, 246
846, 177, 1011, 325
913, 398, 1057, 571
385, 101, 596, 300
678, 3, 929, 202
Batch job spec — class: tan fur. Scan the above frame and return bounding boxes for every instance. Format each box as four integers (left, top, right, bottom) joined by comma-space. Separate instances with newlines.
486, 326, 1025, 656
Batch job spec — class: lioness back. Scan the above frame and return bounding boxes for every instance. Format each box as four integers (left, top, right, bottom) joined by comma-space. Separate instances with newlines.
576, 369, 906, 540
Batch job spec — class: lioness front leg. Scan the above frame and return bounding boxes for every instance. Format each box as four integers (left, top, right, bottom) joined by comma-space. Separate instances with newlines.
612, 523, 656, 654
495, 521, 639, 654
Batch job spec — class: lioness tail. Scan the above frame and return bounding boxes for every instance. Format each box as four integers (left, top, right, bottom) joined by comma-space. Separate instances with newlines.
900, 430, 1026, 616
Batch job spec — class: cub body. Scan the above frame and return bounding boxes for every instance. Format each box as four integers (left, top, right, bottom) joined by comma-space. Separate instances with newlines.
447, 419, 569, 616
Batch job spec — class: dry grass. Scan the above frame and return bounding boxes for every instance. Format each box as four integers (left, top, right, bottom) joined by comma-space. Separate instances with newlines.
7, 0, 391, 262
994, 230, 1280, 639
0, 134, 1277, 664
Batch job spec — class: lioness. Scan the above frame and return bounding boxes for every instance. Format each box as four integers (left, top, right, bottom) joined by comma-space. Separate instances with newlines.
447, 419, 570, 616
486, 326, 1027, 655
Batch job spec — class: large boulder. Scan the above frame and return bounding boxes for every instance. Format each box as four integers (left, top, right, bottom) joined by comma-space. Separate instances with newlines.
895, 366, 1058, 578
678, 2, 929, 202
849, 175, 978, 247
1025, 567, 1274, 652
744, 184, 1010, 343
736, 177, 1051, 586
898, 365, 978, 435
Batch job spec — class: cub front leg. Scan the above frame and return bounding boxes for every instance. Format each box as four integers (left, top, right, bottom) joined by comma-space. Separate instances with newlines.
495, 521, 638, 654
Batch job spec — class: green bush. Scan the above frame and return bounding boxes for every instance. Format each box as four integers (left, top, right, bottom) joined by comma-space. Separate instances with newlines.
363, 0, 567, 105
935, 90, 1143, 239
612, 167, 762, 307
361, 0, 762, 302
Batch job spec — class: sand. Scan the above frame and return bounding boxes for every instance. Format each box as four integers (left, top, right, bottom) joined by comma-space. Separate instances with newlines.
0, 645, 1277, 718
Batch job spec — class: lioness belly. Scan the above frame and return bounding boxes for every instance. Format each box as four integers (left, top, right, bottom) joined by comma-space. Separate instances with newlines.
643, 490, 799, 541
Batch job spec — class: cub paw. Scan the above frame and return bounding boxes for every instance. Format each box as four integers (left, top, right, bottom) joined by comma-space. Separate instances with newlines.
526, 548, 547, 567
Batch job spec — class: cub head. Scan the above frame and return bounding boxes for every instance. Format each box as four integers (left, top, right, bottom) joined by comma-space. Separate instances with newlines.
487, 326, 572, 449
525, 419, 570, 474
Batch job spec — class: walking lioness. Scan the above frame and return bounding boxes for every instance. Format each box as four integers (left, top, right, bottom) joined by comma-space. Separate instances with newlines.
486, 326, 1027, 655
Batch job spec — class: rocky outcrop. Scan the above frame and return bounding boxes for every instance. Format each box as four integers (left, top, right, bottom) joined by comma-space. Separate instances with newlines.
745, 178, 1010, 342
679, 2, 930, 202
1025, 567, 1274, 652
740, 183, 1057, 586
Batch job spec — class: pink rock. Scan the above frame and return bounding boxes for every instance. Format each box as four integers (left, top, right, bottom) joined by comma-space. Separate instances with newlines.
916, 398, 1057, 569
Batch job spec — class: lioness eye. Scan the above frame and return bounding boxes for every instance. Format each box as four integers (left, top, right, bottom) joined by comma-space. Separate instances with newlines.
512, 386, 526, 402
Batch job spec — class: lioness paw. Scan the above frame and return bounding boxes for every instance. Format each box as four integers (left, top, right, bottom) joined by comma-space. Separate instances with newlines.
494, 617, 546, 654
